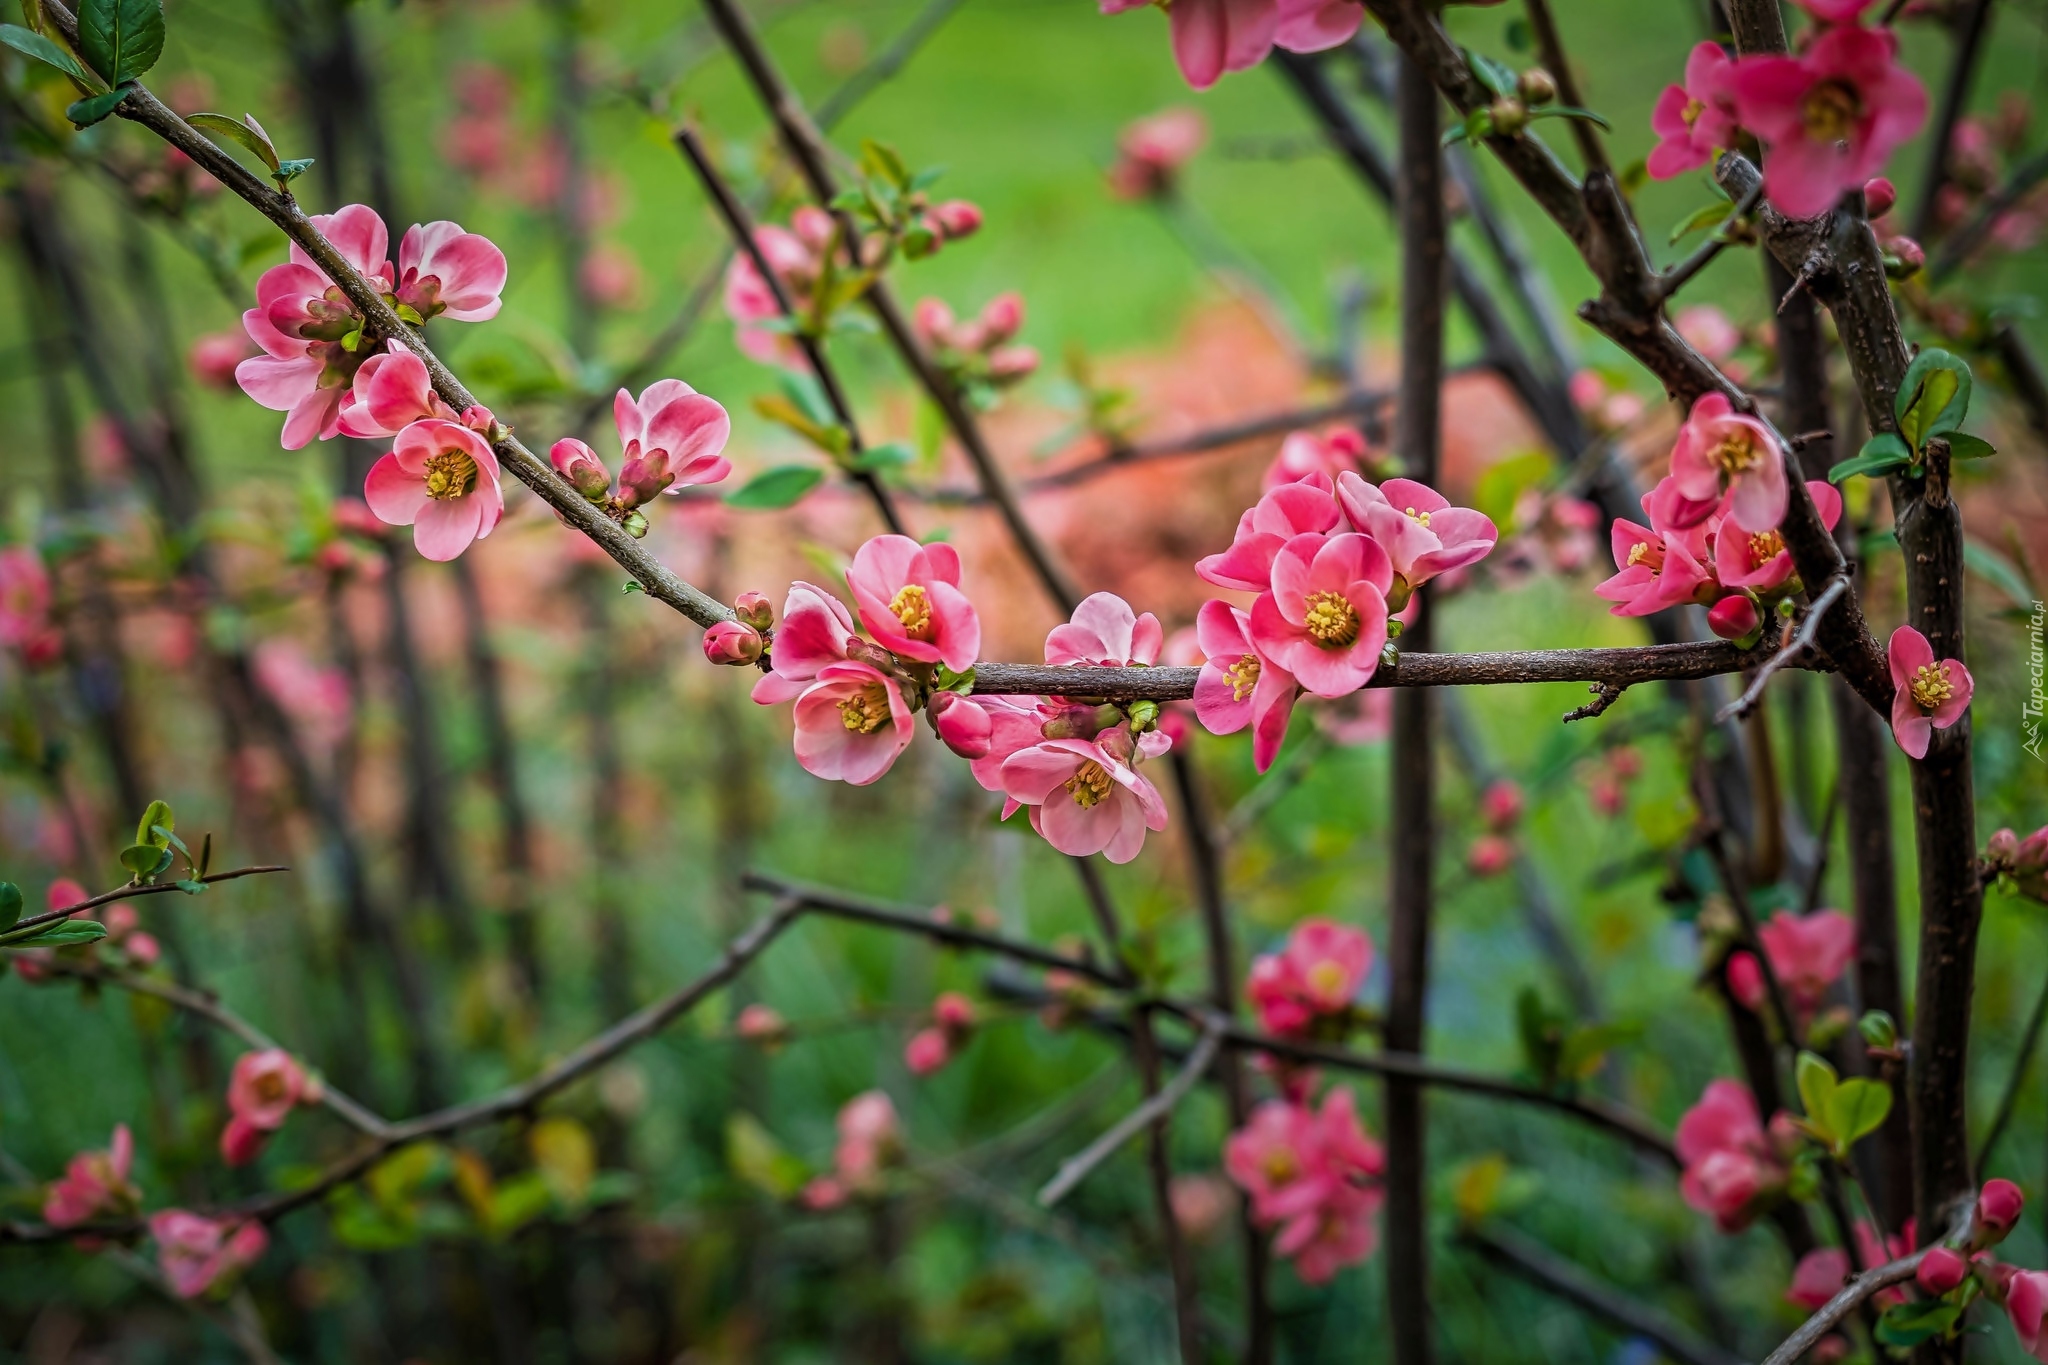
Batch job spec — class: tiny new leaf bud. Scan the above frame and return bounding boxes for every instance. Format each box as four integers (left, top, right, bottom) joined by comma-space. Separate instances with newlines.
1857, 1009, 1898, 1050
1127, 699, 1160, 731
734, 591, 775, 632
1517, 68, 1557, 105
622, 510, 650, 539
702, 620, 763, 667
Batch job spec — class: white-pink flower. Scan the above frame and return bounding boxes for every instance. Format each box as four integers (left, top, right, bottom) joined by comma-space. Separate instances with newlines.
846, 534, 981, 674
1196, 479, 1343, 592
1045, 592, 1163, 668
394, 220, 508, 323
753, 581, 860, 704
1192, 598, 1298, 773
362, 419, 505, 561
999, 737, 1169, 864
1248, 533, 1392, 699
237, 204, 394, 449
1669, 392, 1788, 534
791, 661, 915, 786
1334, 474, 1497, 598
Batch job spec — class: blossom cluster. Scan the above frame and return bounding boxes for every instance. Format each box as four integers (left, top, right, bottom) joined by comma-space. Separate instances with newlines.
801, 1091, 902, 1211
1100, 0, 1365, 91
1725, 908, 1855, 1028
220, 1049, 321, 1167
0, 546, 60, 669
1191, 466, 1497, 771
1225, 1087, 1385, 1283
1649, 0, 1928, 218
1987, 825, 2048, 903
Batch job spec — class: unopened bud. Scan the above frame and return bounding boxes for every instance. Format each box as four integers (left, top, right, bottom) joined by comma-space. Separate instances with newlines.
703, 620, 763, 667
1917, 1246, 1970, 1296
1863, 176, 1897, 219
932, 991, 976, 1032
1517, 68, 1557, 106
987, 345, 1040, 382
549, 437, 613, 502
1489, 97, 1528, 136
1976, 1178, 2026, 1247
734, 591, 775, 631
1857, 1008, 1898, 1050
1466, 834, 1513, 878
1707, 593, 1761, 645
978, 292, 1024, 344
1987, 828, 2021, 867
616, 454, 674, 508
931, 199, 983, 239
930, 691, 992, 759
1884, 235, 1925, 280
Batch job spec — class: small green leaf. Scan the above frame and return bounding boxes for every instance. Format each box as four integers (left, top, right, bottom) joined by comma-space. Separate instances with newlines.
828, 188, 868, 213
4, 919, 107, 948
907, 165, 946, 191
1829, 433, 1913, 483
726, 1113, 807, 1199
1941, 432, 1996, 460
0, 882, 20, 930
119, 843, 161, 878
850, 441, 913, 474
775, 371, 837, 430
725, 465, 824, 510
1529, 105, 1612, 131
1668, 199, 1735, 245
1858, 1009, 1898, 1049
152, 824, 188, 857
858, 138, 911, 191
1465, 47, 1519, 98
76, 0, 160, 85
621, 580, 644, 594
66, 82, 131, 127
186, 111, 281, 172
274, 156, 315, 183
174, 879, 205, 895
1796, 1051, 1839, 1137
0, 22, 102, 88
135, 800, 173, 849
1895, 348, 1972, 446
1826, 1078, 1893, 1152
1874, 1298, 1962, 1349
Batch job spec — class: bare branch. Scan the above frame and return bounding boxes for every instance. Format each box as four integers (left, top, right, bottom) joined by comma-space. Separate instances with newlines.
1715, 576, 1850, 723
1654, 185, 1763, 304
1038, 1019, 1222, 1207
1759, 1246, 1933, 1365
1561, 681, 1627, 723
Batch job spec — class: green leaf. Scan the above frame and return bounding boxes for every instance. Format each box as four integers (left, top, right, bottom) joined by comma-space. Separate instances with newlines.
1942, 432, 1996, 460
850, 441, 913, 474
775, 371, 837, 430
726, 1113, 807, 1199
186, 111, 280, 172
1895, 348, 1972, 446
725, 465, 824, 510
1874, 1298, 1963, 1350
152, 824, 188, 857
1829, 433, 1913, 483
75, 0, 160, 85
274, 156, 315, 183
4, 919, 107, 948
828, 188, 867, 213
174, 879, 205, 895
0, 882, 19, 930
907, 165, 946, 192
1796, 1051, 1839, 1137
0, 22, 102, 88
135, 799, 173, 850
858, 138, 910, 191
65, 82, 130, 126
1826, 1078, 1892, 1152
1964, 538, 2036, 608
1465, 47, 1519, 98
1443, 107, 1493, 147
1529, 105, 1612, 131
1668, 199, 1735, 245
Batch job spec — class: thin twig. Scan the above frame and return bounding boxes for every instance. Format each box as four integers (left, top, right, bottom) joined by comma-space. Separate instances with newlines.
1562, 681, 1626, 723
1715, 576, 1849, 723
1927, 146, 2048, 283
1654, 185, 1763, 304
1037, 1019, 1223, 1207
1758, 1245, 1932, 1365
2, 864, 289, 941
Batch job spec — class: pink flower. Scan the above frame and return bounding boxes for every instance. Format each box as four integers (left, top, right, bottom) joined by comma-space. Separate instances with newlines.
834, 1090, 901, 1187
188, 330, 256, 389
1467, 834, 1513, 877
1675, 306, 1742, 364
1670, 393, 1787, 534
999, 738, 1170, 863
43, 1125, 140, 1228
1676, 1079, 1782, 1231
735, 1003, 788, 1042
0, 546, 53, 650
579, 242, 642, 308
150, 1210, 268, 1299
394, 220, 507, 323
1193, 599, 1299, 773
1046, 592, 1163, 668
846, 534, 980, 674
1917, 1246, 1970, 1296
964, 695, 1051, 794
1731, 25, 1929, 219
228, 1049, 311, 1132
1109, 107, 1208, 198
1756, 909, 1856, 1015
752, 581, 860, 704
1979, 1178, 2026, 1244
1246, 919, 1372, 1035
930, 691, 993, 759
724, 210, 832, 367
1249, 533, 1392, 699
1264, 426, 1368, 491
1274, 0, 1366, 53
219, 1115, 269, 1167
2014, 1270, 2048, 1362
337, 345, 457, 439
47, 879, 87, 914
1277, 1185, 1379, 1284
1169, 1173, 1234, 1242
1715, 481, 1842, 590
904, 1028, 951, 1075
702, 620, 764, 666
1480, 779, 1523, 830
1224, 1088, 1383, 1282
1788, 1247, 1852, 1309
1224, 1098, 1325, 1221
1796, 0, 1879, 24
1197, 479, 1343, 592
932, 991, 976, 1032
252, 640, 352, 756
363, 419, 505, 561
1334, 474, 1498, 599
801, 1175, 848, 1210
1101, 0, 1278, 90
608, 380, 733, 499
1887, 626, 1973, 759
1649, 42, 1740, 180
791, 662, 915, 786
930, 200, 983, 240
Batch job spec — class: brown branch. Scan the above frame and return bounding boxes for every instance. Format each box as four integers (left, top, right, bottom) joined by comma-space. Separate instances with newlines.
2, 865, 289, 941
1716, 577, 1849, 723
1654, 184, 1763, 304
1927, 146, 2048, 284
672, 123, 907, 536
1759, 1244, 1936, 1365
1037, 1019, 1224, 1208
1562, 681, 1627, 722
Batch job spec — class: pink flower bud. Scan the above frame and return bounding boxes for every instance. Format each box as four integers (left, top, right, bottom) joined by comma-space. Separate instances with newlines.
1978, 1178, 2025, 1244
1466, 834, 1513, 878
986, 345, 1040, 382
188, 331, 255, 390
1884, 235, 1925, 277
1479, 779, 1523, 831
913, 297, 956, 349
1864, 176, 1897, 219
332, 498, 386, 540
703, 620, 764, 667
904, 1027, 951, 1075
219, 1114, 270, 1167
734, 591, 775, 631
615, 454, 675, 508
735, 1003, 787, 1042
1707, 593, 1762, 643
2017, 826, 2048, 873
931, 691, 992, 759
931, 199, 983, 239
1727, 950, 1767, 1012
47, 879, 88, 915
978, 292, 1024, 345
124, 932, 161, 968
104, 903, 139, 939
1917, 1246, 1970, 1295
549, 437, 613, 502
801, 1175, 848, 1210
932, 991, 976, 1032
1989, 828, 2021, 865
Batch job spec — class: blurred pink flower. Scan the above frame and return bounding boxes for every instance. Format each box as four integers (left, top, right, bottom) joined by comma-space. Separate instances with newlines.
1480, 779, 1523, 831
252, 640, 351, 756
1247, 919, 1372, 1036
1676, 1079, 1783, 1231
150, 1211, 268, 1298
1110, 107, 1207, 198
1670, 392, 1786, 534
188, 330, 257, 390
1649, 42, 1740, 179
43, 1124, 139, 1228
904, 1028, 950, 1075
227, 1048, 313, 1133
1264, 426, 1367, 491
579, 243, 642, 308
1675, 306, 1742, 364
1466, 834, 1513, 878
1731, 26, 1928, 219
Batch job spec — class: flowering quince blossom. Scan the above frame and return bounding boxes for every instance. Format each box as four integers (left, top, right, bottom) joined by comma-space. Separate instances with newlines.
1727, 909, 1856, 1020
792, 663, 916, 786
393, 221, 508, 323
834, 1090, 900, 1189
363, 419, 505, 561
1250, 532, 1393, 699
752, 581, 861, 704
1000, 737, 1170, 863
1648, 42, 1741, 179
1787, 1222, 1913, 1309
150, 1210, 269, 1299
1246, 919, 1372, 1037
221, 1048, 319, 1167
1669, 392, 1788, 534
1193, 599, 1299, 773
1264, 425, 1369, 491
905, 991, 978, 1076
1224, 1087, 1384, 1284
1715, 480, 1841, 591
1887, 625, 1974, 759
43, 1125, 141, 1228
1675, 1079, 1785, 1231
1196, 478, 1343, 592
1730, 24, 1929, 219
912, 294, 1039, 387
1099, 0, 1361, 91
2010, 1271, 2048, 1363
0, 545, 61, 666
847, 535, 981, 674
1045, 591, 1163, 668
1109, 106, 1207, 199
1335, 474, 1498, 606
549, 380, 732, 534
724, 206, 835, 368
1917, 1245, 1971, 1296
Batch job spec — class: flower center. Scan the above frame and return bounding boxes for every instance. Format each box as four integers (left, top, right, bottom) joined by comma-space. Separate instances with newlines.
1306, 960, 1347, 1001
1747, 530, 1785, 566
1065, 760, 1114, 809
837, 684, 891, 735
1801, 80, 1862, 145
422, 449, 478, 501
1909, 661, 1954, 712
253, 1073, 289, 1104
1626, 540, 1665, 571
889, 584, 934, 639
1404, 506, 1432, 529
1303, 590, 1361, 648
1226, 653, 1261, 703
1263, 1151, 1298, 1184
1682, 96, 1705, 130
1711, 429, 1763, 476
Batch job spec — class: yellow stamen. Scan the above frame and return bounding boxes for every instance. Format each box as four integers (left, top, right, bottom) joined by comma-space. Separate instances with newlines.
422, 449, 479, 501
1711, 429, 1762, 475
1908, 661, 1954, 712
1682, 97, 1705, 129
1306, 960, 1347, 1000
1303, 590, 1361, 648
837, 685, 891, 735
889, 584, 934, 639
1747, 530, 1785, 565
1404, 506, 1432, 529
1625, 541, 1663, 569
1263, 1151, 1298, 1184
1065, 760, 1115, 809
1801, 80, 1861, 144
1226, 653, 1261, 703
